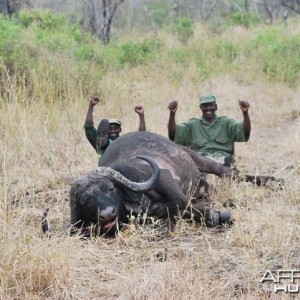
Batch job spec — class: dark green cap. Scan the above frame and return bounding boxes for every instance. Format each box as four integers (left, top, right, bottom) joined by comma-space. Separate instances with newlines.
199, 94, 216, 105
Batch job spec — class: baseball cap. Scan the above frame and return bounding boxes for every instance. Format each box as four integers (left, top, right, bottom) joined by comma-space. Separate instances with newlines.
199, 94, 216, 105
109, 119, 121, 126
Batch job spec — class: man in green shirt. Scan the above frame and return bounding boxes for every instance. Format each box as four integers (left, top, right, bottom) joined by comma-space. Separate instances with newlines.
84, 96, 146, 163
168, 94, 251, 166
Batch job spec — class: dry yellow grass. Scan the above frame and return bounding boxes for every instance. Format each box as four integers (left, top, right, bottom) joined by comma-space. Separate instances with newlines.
1, 30, 300, 299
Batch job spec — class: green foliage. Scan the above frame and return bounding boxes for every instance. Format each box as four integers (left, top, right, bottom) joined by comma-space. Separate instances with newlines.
144, 1, 171, 28
18, 10, 96, 57
169, 48, 191, 66
73, 44, 97, 61
34, 30, 74, 52
245, 28, 300, 85
18, 9, 34, 27
225, 12, 262, 28
2, 8, 300, 102
0, 15, 22, 62
70, 24, 90, 43
214, 39, 237, 63
19, 9, 67, 31
168, 37, 238, 83
119, 38, 161, 67
173, 17, 194, 44
17, 10, 80, 54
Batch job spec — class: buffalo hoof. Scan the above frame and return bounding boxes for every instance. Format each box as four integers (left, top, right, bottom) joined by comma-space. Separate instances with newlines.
41, 208, 50, 234
207, 210, 232, 227
218, 211, 232, 225
97, 119, 110, 148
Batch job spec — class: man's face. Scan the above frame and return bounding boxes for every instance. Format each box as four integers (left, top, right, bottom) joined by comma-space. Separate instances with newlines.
108, 124, 121, 140
200, 102, 217, 121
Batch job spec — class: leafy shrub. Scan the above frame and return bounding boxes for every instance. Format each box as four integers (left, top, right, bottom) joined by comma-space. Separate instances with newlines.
19, 9, 67, 31
18, 10, 77, 53
70, 24, 92, 44
18, 9, 35, 27
119, 38, 161, 66
73, 44, 96, 61
0, 15, 21, 61
245, 29, 300, 85
226, 12, 262, 28
174, 17, 194, 44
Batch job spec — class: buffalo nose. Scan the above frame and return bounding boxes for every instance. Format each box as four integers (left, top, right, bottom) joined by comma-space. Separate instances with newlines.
98, 206, 117, 222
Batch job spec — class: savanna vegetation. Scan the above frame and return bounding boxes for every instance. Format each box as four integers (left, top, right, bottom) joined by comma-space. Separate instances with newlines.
0, 8, 300, 299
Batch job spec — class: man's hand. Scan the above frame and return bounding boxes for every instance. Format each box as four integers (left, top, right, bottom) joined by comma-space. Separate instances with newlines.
238, 100, 250, 113
168, 100, 178, 114
90, 96, 100, 106
135, 105, 144, 116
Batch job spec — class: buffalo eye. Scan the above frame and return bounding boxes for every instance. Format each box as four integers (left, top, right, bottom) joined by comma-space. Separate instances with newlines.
99, 182, 115, 193
107, 185, 115, 192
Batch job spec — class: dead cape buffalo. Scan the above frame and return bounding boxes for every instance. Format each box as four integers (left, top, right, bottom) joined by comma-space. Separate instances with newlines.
68, 131, 238, 236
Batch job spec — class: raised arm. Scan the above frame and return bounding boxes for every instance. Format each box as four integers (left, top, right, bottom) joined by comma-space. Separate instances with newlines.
85, 96, 99, 126
135, 106, 146, 131
168, 100, 178, 141
238, 100, 251, 136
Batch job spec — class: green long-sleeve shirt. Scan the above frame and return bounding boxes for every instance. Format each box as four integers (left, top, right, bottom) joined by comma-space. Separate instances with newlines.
174, 115, 250, 163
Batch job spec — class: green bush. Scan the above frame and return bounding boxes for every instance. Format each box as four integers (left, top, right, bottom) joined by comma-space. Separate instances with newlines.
19, 9, 67, 31
245, 29, 300, 85
0, 15, 22, 61
18, 9, 35, 27
119, 38, 161, 66
174, 17, 194, 44
226, 12, 262, 28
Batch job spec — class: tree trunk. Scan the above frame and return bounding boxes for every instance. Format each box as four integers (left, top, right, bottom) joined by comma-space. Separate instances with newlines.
282, 0, 300, 14
82, 0, 124, 44
0, 0, 10, 14
0, 0, 26, 15
253, 0, 280, 24
197, 0, 220, 22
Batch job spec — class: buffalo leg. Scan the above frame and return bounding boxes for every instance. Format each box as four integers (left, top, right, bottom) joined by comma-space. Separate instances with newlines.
147, 169, 230, 226
41, 208, 49, 234
182, 147, 283, 187
179, 146, 238, 178
243, 174, 284, 187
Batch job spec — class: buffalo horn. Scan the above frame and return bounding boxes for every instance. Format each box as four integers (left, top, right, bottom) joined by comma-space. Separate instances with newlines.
92, 155, 160, 191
